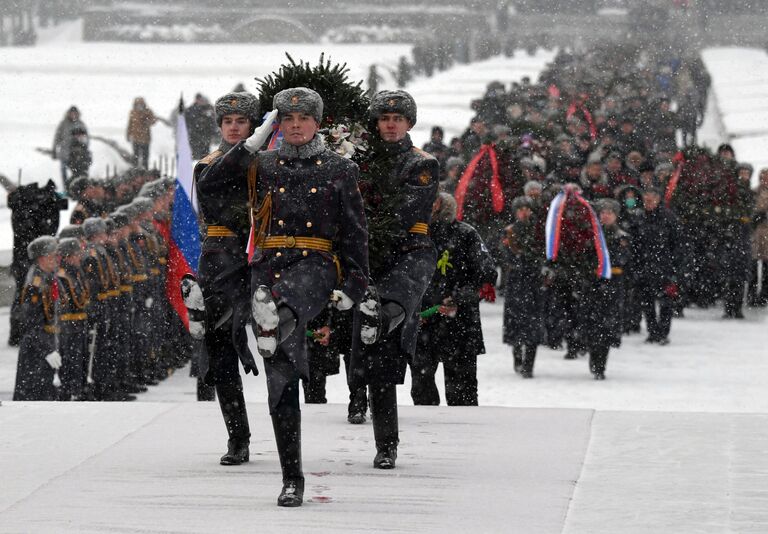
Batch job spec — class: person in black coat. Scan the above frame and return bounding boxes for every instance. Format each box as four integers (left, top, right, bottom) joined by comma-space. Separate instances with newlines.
502, 196, 545, 378
583, 199, 631, 379
348, 90, 439, 471
248, 87, 369, 507
632, 187, 679, 345
411, 192, 497, 405
13, 237, 61, 401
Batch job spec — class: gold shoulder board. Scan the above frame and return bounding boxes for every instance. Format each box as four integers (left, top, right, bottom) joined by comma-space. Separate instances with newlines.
198, 150, 223, 165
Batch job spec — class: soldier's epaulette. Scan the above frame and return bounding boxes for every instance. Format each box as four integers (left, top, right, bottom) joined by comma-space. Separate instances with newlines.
32, 275, 42, 287
90, 249, 98, 258
198, 150, 223, 165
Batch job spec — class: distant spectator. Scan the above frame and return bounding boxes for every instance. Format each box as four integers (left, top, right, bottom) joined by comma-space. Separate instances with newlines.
184, 93, 218, 159
52, 106, 88, 188
127, 97, 166, 168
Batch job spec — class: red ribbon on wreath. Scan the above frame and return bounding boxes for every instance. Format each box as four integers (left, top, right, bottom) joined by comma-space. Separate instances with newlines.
455, 144, 504, 221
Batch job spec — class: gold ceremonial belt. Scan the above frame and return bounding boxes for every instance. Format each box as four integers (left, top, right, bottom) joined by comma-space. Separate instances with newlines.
44, 325, 60, 334
131, 274, 148, 282
206, 225, 237, 237
120, 285, 133, 293
60, 312, 87, 321
261, 236, 333, 252
158, 258, 167, 265
149, 268, 161, 275
611, 267, 624, 275
409, 222, 429, 235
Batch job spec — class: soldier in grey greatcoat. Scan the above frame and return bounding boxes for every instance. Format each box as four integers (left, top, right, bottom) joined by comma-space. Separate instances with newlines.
249, 87, 369, 507
13, 237, 61, 401
349, 90, 439, 470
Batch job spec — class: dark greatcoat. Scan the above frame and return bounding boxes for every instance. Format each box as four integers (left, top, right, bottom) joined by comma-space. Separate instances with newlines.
580, 225, 631, 350
349, 134, 439, 388
57, 263, 90, 398
13, 265, 57, 401
416, 218, 497, 365
250, 135, 369, 410
195, 140, 258, 385
502, 218, 545, 346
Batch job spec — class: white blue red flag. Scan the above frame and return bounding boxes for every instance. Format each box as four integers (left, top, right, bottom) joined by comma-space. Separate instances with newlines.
165, 99, 201, 328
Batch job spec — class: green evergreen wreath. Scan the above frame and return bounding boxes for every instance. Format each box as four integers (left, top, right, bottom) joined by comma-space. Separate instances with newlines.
255, 53, 369, 126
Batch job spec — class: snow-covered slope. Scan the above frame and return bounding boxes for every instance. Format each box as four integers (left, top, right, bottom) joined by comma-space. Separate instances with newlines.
702, 47, 768, 183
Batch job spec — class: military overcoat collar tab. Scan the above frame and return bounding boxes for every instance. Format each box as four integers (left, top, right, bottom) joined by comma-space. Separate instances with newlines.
277, 135, 325, 161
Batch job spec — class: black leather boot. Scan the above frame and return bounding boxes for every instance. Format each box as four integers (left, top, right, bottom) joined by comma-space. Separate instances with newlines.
512, 344, 523, 374
216, 383, 250, 465
589, 346, 608, 380
521, 344, 537, 379
370, 383, 399, 469
272, 396, 304, 507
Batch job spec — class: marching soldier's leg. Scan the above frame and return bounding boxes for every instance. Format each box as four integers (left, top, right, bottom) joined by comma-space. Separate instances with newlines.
521, 343, 537, 379
215, 379, 250, 465
266, 357, 304, 507
370, 380, 399, 469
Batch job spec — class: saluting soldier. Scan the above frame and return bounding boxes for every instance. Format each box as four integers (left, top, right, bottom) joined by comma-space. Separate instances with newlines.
13, 236, 61, 401
248, 87, 369, 507
191, 91, 273, 466
56, 237, 90, 399
349, 90, 439, 470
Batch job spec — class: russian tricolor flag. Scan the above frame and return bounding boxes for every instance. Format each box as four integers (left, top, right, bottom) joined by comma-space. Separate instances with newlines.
165, 99, 201, 329
545, 187, 611, 279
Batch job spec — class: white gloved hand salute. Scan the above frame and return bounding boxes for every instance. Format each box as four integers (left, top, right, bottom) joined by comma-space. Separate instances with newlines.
45, 351, 62, 370
331, 290, 354, 311
244, 109, 278, 153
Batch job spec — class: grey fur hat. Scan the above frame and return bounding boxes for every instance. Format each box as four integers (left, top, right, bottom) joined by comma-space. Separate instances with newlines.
432, 192, 457, 223
138, 179, 165, 200
595, 198, 621, 214
215, 91, 260, 126
445, 156, 464, 170
27, 235, 58, 260
523, 180, 543, 194
82, 217, 107, 239
127, 197, 154, 218
368, 90, 417, 126
273, 87, 324, 124
58, 224, 84, 240
511, 196, 533, 211
110, 212, 130, 229
57, 237, 82, 257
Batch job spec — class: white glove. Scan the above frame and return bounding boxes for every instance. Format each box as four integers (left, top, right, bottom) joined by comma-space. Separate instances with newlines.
244, 109, 278, 153
45, 351, 62, 370
145, 297, 154, 309
331, 290, 354, 311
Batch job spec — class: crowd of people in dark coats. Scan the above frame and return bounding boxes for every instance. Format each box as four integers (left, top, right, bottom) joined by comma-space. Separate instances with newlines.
409, 42, 763, 380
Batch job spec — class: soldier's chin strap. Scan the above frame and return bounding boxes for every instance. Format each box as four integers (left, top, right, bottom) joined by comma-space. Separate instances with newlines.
381, 301, 405, 334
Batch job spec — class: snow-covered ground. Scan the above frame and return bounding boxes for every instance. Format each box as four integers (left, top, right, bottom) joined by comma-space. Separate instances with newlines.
2, 36, 768, 533
701, 47, 768, 185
